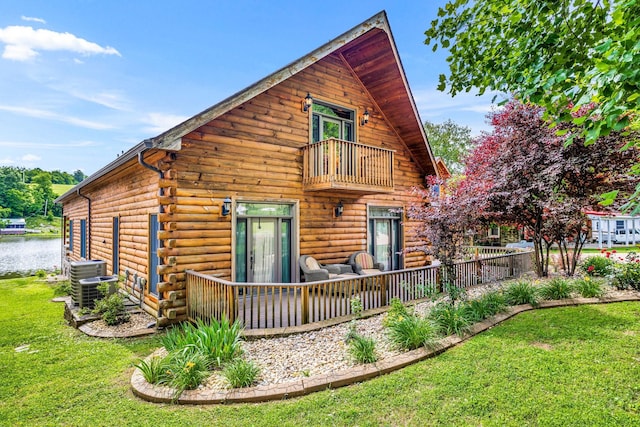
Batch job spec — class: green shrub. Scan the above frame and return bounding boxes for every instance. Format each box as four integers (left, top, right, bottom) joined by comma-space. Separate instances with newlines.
382, 298, 411, 328
347, 334, 378, 364
166, 351, 210, 399
463, 291, 507, 323
161, 318, 244, 368
222, 358, 260, 388
35, 269, 47, 278
135, 356, 171, 385
429, 302, 471, 337
53, 280, 72, 297
611, 257, 640, 290
478, 290, 508, 315
504, 281, 539, 307
386, 314, 437, 350
573, 277, 604, 298
539, 278, 573, 300
92, 293, 130, 326
580, 256, 615, 277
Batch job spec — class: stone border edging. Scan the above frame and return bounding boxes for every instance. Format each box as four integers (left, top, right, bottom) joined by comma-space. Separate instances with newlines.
131, 294, 640, 404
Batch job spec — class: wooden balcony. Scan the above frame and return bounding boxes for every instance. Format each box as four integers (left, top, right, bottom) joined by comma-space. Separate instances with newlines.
302, 138, 394, 193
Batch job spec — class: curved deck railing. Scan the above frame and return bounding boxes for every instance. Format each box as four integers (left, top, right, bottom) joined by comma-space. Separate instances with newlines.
186, 250, 533, 330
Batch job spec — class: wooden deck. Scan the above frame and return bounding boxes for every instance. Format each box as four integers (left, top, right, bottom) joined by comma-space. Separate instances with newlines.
186, 250, 534, 330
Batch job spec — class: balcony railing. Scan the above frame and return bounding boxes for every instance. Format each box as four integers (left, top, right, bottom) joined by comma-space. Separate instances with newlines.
186, 249, 534, 330
302, 138, 394, 193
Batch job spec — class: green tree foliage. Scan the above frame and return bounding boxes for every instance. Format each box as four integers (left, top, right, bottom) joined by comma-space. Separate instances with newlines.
423, 119, 473, 174
425, 0, 640, 210
0, 166, 78, 217
73, 169, 87, 183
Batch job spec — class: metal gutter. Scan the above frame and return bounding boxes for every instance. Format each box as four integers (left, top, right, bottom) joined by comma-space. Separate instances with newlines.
76, 188, 91, 259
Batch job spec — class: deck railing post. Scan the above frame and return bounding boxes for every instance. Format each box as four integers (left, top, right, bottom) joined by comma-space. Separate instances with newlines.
380, 274, 387, 307
226, 285, 236, 323
301, 285, 309, 324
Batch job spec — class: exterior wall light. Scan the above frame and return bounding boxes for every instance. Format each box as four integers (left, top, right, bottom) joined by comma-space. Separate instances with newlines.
303, 93, 313, 112
361, 109, 370, 126
334, 200, 344, 218
221, 197, 232, 216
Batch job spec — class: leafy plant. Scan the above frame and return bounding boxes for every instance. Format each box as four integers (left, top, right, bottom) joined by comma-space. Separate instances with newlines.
386, 314, 437, 350
382, 297, 411, 328
92, 293, 130, 326
611, 254, 640, 290
503, 281, 539, 307
539, 278, 573, 300
53, 280, 72, 297
572, 277, 604, 298
347, 333, 378, 364
166, 351, 210, 399
580, 256, 616, 277
161, 317, 243, 368
463, 291, 507, 323
135, 356, 170, 385
35, 269, 47, 278
346, 296, 364, 341
429, 302, 471, 337
223, 358, 260, 388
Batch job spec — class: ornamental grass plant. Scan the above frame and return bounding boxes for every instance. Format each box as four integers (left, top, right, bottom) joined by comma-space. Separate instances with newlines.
386, 313, 438, 350
539, 277, 573, 300
347, 333, 378, 364
504, 280, 540, 307
222, 358, 261, 388
429, 302, 471, 337
572, 277, 605, 298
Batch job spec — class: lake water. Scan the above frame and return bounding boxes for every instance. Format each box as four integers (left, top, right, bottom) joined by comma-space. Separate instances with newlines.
0, 235, 61, 279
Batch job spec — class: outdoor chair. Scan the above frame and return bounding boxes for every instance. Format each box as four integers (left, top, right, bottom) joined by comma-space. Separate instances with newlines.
348, 251, 384, 275
299, 255, 342, 282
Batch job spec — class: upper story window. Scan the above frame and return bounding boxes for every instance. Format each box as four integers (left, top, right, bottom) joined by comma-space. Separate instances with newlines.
312, 102, 354, 143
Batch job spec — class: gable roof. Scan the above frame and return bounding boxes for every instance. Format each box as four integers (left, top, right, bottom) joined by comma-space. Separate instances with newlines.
57, 10, 436, 203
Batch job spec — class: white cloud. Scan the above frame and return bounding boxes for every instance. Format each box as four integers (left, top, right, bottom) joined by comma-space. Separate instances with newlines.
0, 140, 97, 148
0, 25, 121, 61
69, 89, 130, 111
21, 16, 46, 24
142, 112, 189, 134
0, 158, 15, 165
0, 104, 114, 130
21, 154, 41, 161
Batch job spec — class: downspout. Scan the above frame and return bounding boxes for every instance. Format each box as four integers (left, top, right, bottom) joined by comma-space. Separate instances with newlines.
138, 142, 164, 317
77, 189, 91, 260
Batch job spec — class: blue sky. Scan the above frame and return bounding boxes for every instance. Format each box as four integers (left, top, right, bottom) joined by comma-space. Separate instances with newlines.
0, 1, 498, 175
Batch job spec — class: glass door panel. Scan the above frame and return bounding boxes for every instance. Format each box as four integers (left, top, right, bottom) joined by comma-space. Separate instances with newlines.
250, 218, 276, 283
375, 220, 391, 271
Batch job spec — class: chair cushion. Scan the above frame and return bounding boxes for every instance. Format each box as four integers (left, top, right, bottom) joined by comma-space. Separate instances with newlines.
355, 253, 374, 269
306, 257, 321, 271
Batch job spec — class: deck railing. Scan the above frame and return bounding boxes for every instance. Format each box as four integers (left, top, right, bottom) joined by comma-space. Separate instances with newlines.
186, 250, 533, 330
302, 138, 394, 192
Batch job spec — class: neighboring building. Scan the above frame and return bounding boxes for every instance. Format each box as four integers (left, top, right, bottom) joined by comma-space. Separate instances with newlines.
0, 218, 26, 235
586, 211, 640, 247
55, 11, 439, 325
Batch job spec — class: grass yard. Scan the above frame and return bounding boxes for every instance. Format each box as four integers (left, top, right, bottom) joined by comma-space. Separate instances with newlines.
2, 277, 640, 426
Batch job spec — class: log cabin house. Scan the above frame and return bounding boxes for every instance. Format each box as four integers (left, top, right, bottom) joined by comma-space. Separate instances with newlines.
55, 11, 440, 326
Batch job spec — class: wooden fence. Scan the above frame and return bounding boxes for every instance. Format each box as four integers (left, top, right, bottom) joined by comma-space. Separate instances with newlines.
186, 250, 533, 330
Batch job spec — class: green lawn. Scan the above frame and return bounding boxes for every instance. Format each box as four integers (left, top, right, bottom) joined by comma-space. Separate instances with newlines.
51, 184, 75, 196
2, 277, 640, 426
